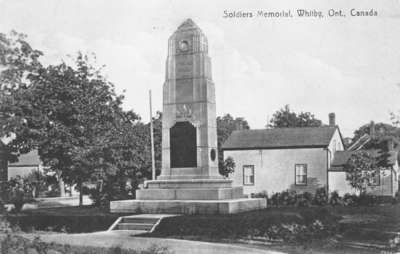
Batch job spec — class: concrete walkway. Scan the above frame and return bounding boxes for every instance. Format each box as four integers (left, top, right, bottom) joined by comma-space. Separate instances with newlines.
24, 231, 286, 254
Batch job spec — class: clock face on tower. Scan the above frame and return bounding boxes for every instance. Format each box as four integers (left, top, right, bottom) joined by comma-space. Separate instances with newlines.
178, 40, 189, 52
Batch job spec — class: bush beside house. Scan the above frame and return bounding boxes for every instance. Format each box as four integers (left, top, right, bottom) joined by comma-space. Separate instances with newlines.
253, 188, 400, 207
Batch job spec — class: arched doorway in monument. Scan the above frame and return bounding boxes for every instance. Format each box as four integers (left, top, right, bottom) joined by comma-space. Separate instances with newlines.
170, 121, 197, 168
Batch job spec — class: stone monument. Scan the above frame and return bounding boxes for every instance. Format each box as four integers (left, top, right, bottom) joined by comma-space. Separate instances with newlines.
110, 19, 266, 214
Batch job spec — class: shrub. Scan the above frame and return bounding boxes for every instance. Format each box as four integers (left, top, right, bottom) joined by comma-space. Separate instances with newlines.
0, 198, 5, 214
252, 191, 268, 199
357, 193, 377, 206
258, 189, 395, 207
150, 206, 339, 247
4, 176, 35, 212
89, 177, 135, 208
328, 191, 342, 206
219, 156, 236, 177
279, 190, 297, 206
23, 170, 60, 198
342, 193, 358, 206
263, 219, 338, 247
340, 193, 384, 206
88, 188, 110, 208
388, 234, 400, 252
269, 192, 280, 207
295, 192, 313, 207
0, 216, 11, 233
313, 187, 328, 206
394, 190, 400, 204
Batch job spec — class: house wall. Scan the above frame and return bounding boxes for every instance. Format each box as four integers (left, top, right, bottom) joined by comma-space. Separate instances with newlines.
7, 165, 41, 180
329, 167, 398, 197
367, 169, 395, 196
328, 171, 357, 196
225, 147, 329, 196
327, 129, 345, 166
393, 160, 399, 194
7, 150, 42, 180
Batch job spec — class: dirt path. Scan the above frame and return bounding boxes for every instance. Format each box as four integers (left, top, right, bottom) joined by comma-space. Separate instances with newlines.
22, 231, 285, 254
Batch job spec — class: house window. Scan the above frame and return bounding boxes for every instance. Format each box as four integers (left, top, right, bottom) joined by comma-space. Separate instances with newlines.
243, 165, 254, 185
295, 164, 307, 185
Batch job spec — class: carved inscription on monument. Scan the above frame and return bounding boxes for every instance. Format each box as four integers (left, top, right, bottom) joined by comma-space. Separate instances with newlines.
176, 54, 193, 79
175, 80, 193, 103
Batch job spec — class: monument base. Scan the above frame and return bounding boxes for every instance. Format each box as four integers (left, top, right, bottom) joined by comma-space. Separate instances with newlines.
136, 187, 244, 200
110, 198, 267, 214
110, 178, 267, 214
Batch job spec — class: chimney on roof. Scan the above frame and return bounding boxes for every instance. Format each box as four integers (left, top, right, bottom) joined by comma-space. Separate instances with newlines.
328, 113, 336, 127
370, 121, 376, 139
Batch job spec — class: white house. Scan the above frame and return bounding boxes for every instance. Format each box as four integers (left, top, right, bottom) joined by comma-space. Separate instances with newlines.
222, 115, 399, 197
222, 116, 344, 195
7, 149, 43, 180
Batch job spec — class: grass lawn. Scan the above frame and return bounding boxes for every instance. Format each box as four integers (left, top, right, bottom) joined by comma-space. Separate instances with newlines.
144, 204, 400, 253
4, 204, 400, 253
332, 204, 400, 244
0, 233, 171, 254
6, 206, 125, 233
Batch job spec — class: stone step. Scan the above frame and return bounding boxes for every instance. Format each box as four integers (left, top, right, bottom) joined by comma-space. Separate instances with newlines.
110, 198, 267, 214
116, 223, 155, 231
108, 214, 179, 232
121, 217, 159, 224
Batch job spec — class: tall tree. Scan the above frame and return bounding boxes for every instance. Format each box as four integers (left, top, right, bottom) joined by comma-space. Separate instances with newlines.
390, 111, 400, 128
0, 31, 43, 147
132, 111, 162, 179
217, 114, 249, 176
352, 122, 399, 142
267, 105, 322, 128
2, 51, 147, 205
0, 31, 43, 186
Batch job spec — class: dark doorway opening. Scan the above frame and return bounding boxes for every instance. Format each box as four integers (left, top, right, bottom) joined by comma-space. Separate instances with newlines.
170, 121, 197, 168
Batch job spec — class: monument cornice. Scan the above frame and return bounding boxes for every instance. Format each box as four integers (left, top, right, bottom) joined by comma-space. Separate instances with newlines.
164, 77, 214, 82
163, 101, 216, 105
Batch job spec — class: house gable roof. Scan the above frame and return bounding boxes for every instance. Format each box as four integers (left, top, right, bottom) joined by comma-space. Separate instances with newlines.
330, 150, 398, 171
222, 126, 338, 150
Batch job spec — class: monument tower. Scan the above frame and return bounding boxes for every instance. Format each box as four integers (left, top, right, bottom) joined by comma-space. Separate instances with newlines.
111, 19, 266, 214
160, 18, 220, 180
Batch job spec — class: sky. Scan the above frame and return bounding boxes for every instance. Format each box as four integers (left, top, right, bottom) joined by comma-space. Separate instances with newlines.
0, 0, 399, 137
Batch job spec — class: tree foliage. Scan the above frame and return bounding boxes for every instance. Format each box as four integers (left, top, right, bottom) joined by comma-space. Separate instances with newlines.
267, 105, 322, 128
0, 31, 42, 92
220, 156, 236, 177
1, 31, 156, 205
3, 175, 35, 212
343, 151, 381, 194
216, 114, 249, 175
352, 122, 400, 144
390, 111, 400, 127
0, 31, 43, 155
136, 111, 162, 178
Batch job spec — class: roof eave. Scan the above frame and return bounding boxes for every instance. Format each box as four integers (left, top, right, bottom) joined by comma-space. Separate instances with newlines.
222, 144, 328, 151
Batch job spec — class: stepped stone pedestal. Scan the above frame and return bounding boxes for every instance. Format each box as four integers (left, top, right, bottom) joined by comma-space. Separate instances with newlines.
111, 178, 266, 214
110, 19, 266, 214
